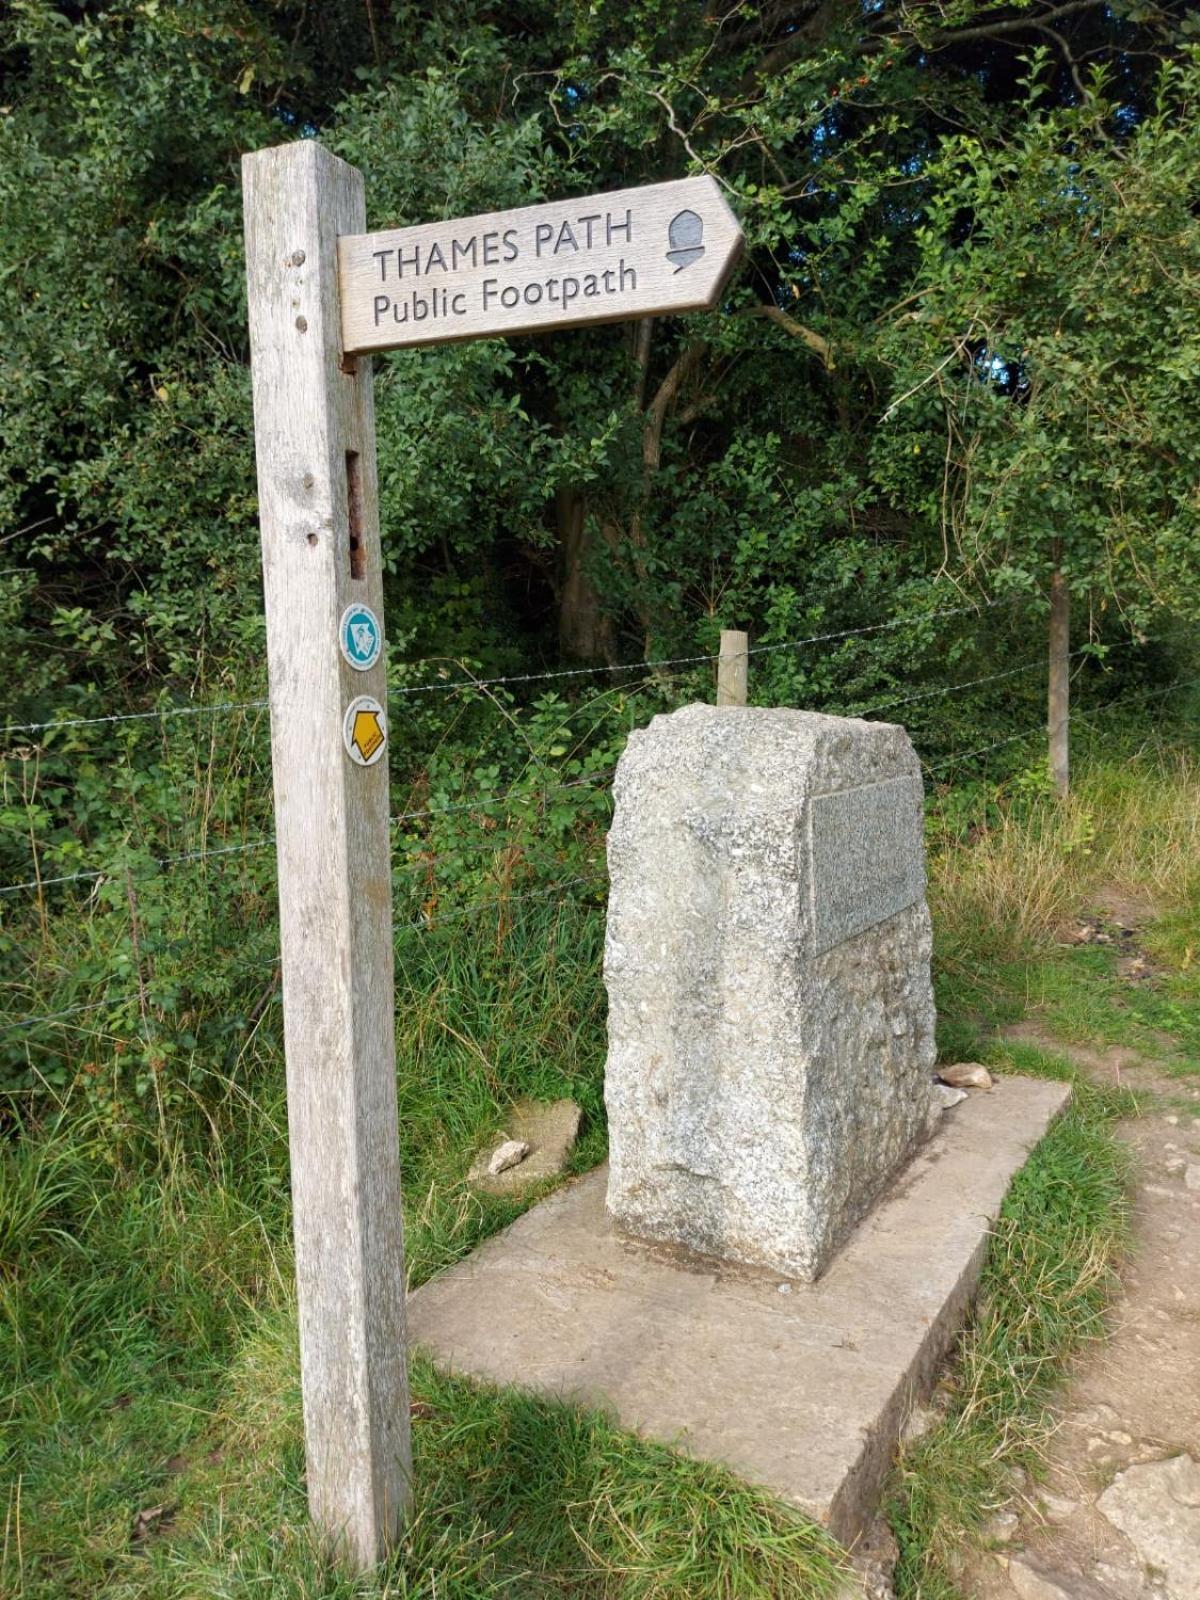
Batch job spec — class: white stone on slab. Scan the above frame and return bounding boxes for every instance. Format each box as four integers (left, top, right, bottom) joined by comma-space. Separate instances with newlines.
407, 1075, 1070, 1546
487, 1140, 530, 1176
603, 704, 939, 1282
467, 1099, 583, 1195
937, 1062, 994, 1090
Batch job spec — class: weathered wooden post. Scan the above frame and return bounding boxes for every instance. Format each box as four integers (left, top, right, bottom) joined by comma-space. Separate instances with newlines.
242, 135, 744, 1568
717, 629, 749, 707
1048, 565, 1070, 797
242, 141, 411, 1566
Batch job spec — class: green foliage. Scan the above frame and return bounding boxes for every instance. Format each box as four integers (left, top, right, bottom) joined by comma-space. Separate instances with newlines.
4, 0, 1196, 720
872, 49, 1200, 624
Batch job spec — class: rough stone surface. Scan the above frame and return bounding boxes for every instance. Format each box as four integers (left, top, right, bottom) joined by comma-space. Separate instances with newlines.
1037, 1492, 1080, 1525
467, 1099, 582, 1195
604, 703, 938, 1282
1097, 1456, 1200, 1600
407, 1076, 1069, 1546
1007, 1557, 1109, 1600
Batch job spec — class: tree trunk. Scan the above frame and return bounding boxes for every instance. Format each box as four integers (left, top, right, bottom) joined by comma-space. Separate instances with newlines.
628, 339, 709, 659
1048, 565, 1070, 798
556, 485, 614, 663
554, 331, 708, 663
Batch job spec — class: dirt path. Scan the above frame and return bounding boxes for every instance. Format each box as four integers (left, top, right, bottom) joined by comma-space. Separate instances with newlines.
963, 1023, 1200, 1600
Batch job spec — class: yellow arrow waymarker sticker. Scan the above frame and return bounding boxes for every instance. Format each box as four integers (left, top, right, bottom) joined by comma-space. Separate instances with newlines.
352, 708, 384, 760
342, 694, 387, 767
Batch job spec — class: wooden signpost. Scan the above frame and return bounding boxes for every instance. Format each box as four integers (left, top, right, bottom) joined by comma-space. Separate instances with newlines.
339, 177, 742, 354
242, 139, 743, 1568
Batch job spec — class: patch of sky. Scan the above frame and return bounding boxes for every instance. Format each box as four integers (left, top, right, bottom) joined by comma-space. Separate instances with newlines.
810, 109, 840, 164
557, 81, 585, 141
884, 202, 924, 228
973, 346, 1029, 401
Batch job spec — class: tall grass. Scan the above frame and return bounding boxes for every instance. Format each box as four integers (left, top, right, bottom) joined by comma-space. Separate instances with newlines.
0, 888, 852, 1598
4, 742, 1195, 1596
929, 747, 1200, 964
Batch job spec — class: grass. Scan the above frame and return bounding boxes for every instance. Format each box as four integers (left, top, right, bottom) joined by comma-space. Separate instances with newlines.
928, 746, 1200, 969
0, 895, 850, 1599
4, 745, 1199, 1596
929, 746, 1200, 1073
887, 1060, 1133, 1597
105, 1332, 851, 1599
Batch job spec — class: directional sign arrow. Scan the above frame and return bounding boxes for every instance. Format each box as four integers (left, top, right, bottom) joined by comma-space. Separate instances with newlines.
342, 695, 387, 767
351, 707, 384, 761
337, 176, 743, 356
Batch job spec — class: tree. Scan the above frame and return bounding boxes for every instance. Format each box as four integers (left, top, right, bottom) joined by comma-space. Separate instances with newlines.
870, 47, 1200, 789
0, 0, 1194, 728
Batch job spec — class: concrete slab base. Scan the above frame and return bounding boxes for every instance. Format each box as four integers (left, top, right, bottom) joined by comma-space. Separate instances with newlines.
407, 1075, 1070, 1546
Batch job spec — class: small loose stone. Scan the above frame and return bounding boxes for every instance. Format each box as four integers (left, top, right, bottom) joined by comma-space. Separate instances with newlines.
934, 1084, 968, 1110
936, 1062, 993, 1090
901, 1405, 937, 1445
1185, 1164, 1200, 1192
487, 1139, 531, 1177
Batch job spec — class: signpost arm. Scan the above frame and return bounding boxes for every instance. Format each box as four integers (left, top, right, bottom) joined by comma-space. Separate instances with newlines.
243, 139, 411, 1567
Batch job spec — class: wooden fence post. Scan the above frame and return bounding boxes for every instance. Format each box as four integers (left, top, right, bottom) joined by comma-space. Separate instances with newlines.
242, 140, 411, 1567
717, 629, 749, 707
1048, 568, 1070, 797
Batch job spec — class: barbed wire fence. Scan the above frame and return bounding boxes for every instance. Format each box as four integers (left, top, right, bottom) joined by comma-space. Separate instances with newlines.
1, 597, 1196, 1046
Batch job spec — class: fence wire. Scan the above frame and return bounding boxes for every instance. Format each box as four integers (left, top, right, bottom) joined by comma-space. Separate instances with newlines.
2, 626, 1195, 1040
3, 595, 1011, 742
0, 629, 1186, 901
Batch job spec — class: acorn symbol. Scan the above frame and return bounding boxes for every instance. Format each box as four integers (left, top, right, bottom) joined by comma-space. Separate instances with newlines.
666, 209, 705, 272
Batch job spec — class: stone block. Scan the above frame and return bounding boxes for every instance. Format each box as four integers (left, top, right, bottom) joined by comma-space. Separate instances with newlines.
603, 703, 938, 1281
467, 1098, 583, 1195
407, 1077, 1072, 1545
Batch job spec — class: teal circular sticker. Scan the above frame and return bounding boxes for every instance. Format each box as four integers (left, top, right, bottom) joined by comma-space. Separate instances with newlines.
339, 603, 382, 672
